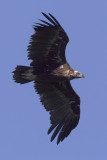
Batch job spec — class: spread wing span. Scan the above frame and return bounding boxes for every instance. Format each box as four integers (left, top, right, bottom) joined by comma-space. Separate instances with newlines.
34, 79, 80, 144
28, 12, 69, 74
13, 12, 84, 144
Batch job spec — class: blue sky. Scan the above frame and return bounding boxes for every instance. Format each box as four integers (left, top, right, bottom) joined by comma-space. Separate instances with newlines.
0, 0, 107, 159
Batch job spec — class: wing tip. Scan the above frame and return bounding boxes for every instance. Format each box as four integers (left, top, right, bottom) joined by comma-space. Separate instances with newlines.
41, 12, 45, 16
41, 12, 58, 27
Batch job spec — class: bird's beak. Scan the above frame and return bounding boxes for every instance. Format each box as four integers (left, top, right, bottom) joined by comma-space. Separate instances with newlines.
82, 74, 85, 78
78, 73, 85, 78
74, 71, 85, 78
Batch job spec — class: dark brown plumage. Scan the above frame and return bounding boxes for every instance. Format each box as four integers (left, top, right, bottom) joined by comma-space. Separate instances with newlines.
13, 12, 84, 144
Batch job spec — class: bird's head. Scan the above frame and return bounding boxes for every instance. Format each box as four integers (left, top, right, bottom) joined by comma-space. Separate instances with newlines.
73, 70, 85, 79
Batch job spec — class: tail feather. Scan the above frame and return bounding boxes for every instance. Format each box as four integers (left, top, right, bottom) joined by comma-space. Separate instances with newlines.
13, 65, 34, 84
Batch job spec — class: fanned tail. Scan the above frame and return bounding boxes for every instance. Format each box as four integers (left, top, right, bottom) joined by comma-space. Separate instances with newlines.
13, 65, 35, 84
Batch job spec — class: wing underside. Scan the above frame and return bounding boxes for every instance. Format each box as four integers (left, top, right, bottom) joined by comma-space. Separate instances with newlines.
34, 79, 80, 144
27, 13, 69, 75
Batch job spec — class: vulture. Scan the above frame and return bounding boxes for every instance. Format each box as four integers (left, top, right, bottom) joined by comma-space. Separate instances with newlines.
13, 12, 85, 144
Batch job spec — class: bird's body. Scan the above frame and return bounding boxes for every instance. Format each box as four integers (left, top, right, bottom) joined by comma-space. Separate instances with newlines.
13, 13, 84, 144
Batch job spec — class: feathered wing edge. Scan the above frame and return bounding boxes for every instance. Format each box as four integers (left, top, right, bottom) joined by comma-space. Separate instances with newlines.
28, 12, 69, 72
34, 80, 80, 144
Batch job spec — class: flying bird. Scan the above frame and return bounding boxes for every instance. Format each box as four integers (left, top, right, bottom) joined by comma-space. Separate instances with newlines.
13, 12, 85, 144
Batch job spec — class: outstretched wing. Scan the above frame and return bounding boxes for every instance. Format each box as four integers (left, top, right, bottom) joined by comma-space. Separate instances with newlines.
28, 13, 69, 75
34, 79, 80, 144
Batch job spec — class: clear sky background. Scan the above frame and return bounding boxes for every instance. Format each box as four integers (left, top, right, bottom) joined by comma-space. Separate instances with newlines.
0, 0, 107, 159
